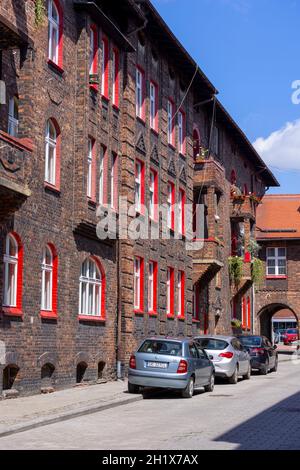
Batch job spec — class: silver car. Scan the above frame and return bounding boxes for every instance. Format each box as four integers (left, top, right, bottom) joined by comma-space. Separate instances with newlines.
128, 337, 215, 398
194, 335, 251, 384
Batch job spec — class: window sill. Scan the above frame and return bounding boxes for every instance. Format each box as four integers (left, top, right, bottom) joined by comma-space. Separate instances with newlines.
192, 319, 201, 324
168, 143, 176, 151
101, 94, 110, 103
40, 310, 58, 320
136, 116, 146, 126
44, 182, 61, 194
266, 276, 287, 280
150, 128, 159, 137
134, 309, 144, 316
2, 307, 23, 318
167, 314, 175, 319
178, 315, 185, 321
112, 104, 120, 112
89, 84, 99, 93
47, 59, 64, 75
148, 311, 158, 317
179, 152, 186, 159
78, 315, 105, 323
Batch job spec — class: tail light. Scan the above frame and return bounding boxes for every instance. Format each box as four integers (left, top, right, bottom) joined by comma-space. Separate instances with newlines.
219, 352, 234, 359
129, 355, 136, 369
177, 359, 188, 374
251, 348, 265, 355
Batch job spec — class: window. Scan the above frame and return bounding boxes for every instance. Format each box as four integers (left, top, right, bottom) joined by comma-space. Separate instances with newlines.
101, 37, 109, 98
178, 189, 185, 235
79, 257, 105, 319
148, 261, 157, 314
48, 0, 63, 68
8, 96, 19, 137
41, 244, 58, 318
167, 182, 175, 230
45, 119, 60, 188
136, 67, 145, 119
112, 48, 119, 107
111, 152, 118, 210
87, 138, 95, 199
242, 297, 247, 329
99, 145, 107, 205
247, 296, 251, 330
3, 233, 23, 315
149, 169, 158, 221
134, 257, 144, 312
193, 128, 200, 160
266, 247, 287, 277
135, 160, 144, 213
150, 81, 158, 131
89, 25, 98, 89
167, 100, 174, 146
177, 271, 185, 318
178, 110, 185, 154
166, 267, 174, 317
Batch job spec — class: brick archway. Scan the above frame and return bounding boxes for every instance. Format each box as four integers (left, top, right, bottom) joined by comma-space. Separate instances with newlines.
257, 303, 298, 340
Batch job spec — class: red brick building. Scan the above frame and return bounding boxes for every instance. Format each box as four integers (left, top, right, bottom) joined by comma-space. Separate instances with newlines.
255, 194, 300, 338
0, 0, 277, 396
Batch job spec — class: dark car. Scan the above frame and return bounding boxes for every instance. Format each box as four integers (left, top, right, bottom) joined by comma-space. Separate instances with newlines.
237, 335, 278, 375
283, 329, 299, 345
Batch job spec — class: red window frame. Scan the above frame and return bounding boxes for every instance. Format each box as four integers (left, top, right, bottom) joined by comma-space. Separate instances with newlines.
135, 159, 145, 214
112, 47, 119, 108
87, 137, 96, 202
78, 256, 106, 322
167, 266, 175, 318
177, 270, 185, 319
2, 232, 23, 317
47, 0, 64, 72
179, 188, 185, 235
178, 109, 186, 155
111, 152, 118, 211
149, 168, 158, 222
101, 36, 109, 99
134, 256, 144, 314
136, 65, 146, 121
247, 296, 251, 330
89, 24, 98, 91
148, 260, 158, 315
167, 98, 175, 147
40, 243, 58, 320
149, 80, 158, 132
167, 181, 175, 231
242, 297, 247, 329
44, 118, 61, 193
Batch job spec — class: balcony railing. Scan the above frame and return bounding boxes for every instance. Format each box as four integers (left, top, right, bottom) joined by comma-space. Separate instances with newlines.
230, 195, 260, 220
192, 238, 224, 284
194, 157, 225, 190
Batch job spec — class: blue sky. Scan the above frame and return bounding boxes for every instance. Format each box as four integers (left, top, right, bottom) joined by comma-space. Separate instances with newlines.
152, 0, 300, 194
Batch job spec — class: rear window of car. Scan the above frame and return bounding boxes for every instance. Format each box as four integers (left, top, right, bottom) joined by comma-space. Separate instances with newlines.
138, 340, 182, 356
286, 329, 298, 334
196, 338, 228, 350
239, 336, 262, 347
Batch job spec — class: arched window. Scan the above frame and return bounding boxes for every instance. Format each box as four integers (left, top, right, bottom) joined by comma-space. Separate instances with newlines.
48, 0, 63, 68
8, 96, 19, 137
45, 119, 60, 188
193, 128, 200, 159
41, 244, 58, 318
79, 257, 105, 320
3, 233, 23, 315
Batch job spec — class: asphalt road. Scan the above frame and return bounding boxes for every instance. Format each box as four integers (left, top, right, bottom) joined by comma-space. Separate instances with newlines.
0, 359, 300, 450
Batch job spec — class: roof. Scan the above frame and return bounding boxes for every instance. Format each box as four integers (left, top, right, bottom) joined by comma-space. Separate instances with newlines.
256, 194, 300, 240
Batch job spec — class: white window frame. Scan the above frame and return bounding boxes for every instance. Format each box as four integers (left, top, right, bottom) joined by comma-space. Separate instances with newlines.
148, 261, 154, 312
3, 234, 18, 307
41, 245, 53, 311
87, 138, 93, 198
136, 68, 143, 118
150, 82, 156, 129
178, 111, 184, 154
8, 96, 19, 137
167, 100, 173, 145
112, 49, 118, 106
48, 0, 59, 64
178, 189, 184, 234
134, 257, 141, 310
79, 258, 102, 317
177, 271, 183, 317
266, 247, 287, 277
89, 27, 95, 75
99, 146, 104, 204
166, 267, 171, 315
101, 38, 107, 96
135, 161, 142, 212
149, 170, 156, 220
167, 183, 173, 229
45, 120, 57, 185
111, 153, 117, 209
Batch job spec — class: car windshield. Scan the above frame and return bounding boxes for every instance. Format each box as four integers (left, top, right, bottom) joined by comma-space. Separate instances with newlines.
238, 336, 262, 347
138, 340, 182, 356
286, 329, 298, 334
196, 338, 228, 350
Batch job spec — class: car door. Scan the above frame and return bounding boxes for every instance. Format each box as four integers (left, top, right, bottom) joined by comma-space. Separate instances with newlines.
197, 347, 212, 384
232, 339, 248, 374
189, 342, 201, 386
263, 337, 275, 367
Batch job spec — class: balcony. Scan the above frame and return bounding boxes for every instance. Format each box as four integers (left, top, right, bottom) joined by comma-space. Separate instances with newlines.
191, 238, 224, 284
194, 157, 225, 192
230, 195, 259, 221
0, 131, 32, 219
229, 257, 253, 296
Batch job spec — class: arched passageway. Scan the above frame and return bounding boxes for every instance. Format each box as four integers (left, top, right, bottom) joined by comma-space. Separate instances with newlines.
258, 303, 299, 341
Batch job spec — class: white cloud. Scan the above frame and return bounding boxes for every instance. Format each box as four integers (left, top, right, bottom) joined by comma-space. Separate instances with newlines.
253, 119, 300, 171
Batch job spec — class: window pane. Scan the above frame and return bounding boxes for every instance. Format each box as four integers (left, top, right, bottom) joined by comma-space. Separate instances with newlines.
267, 259, 275, 267
267, 248, 275, 257
278, 248, 286, 257
267, 267, 276, 275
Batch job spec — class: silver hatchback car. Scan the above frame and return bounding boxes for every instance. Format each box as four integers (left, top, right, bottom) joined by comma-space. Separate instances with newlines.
194, 335, 251, 384
128, 337, 215, 398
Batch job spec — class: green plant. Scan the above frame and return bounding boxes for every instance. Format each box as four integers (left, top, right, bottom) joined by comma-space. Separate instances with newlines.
228, 256, 243, 286
247, 238, 261, 258
231, 319, 242, 328
252, 257, 264, 287
34, 0, 46, 27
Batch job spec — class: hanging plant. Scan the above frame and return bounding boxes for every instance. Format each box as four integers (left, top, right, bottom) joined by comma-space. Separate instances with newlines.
34, 0, 46, 27
231, 318, 242, 329
247, 238, 261, 258
228, 256, 243, 286
252, 257, 264, 287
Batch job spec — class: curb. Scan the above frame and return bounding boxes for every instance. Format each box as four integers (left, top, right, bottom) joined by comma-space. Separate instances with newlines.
0, 395, 142, 439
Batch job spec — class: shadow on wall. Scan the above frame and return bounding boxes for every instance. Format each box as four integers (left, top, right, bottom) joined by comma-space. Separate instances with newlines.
214, 390, 300, 450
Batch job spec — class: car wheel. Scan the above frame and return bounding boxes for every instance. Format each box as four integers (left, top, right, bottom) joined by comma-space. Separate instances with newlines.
228, 366, 238, 384
128, 382, 140, 394
182, 377, 194, 398
204, 373, 215, 392
270, 357, 278, 373
260, 360, 269, 375
243, 364, 251, 380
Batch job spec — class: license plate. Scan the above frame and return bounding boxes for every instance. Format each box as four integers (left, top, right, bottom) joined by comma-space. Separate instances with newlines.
146, 362, 168, 369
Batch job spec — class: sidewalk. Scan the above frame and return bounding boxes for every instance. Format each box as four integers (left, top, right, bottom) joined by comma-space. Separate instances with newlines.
0, 380, 141, 438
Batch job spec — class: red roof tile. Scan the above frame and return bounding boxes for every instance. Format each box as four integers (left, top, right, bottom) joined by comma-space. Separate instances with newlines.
256, 194, 300, 240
